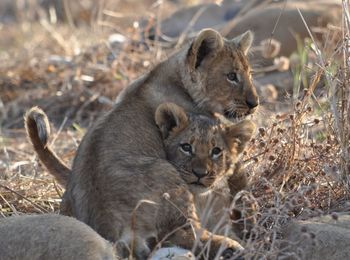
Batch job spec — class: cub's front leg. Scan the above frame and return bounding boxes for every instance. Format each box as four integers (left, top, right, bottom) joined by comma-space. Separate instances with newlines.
231, 190, 259, 240
228, 163, 259, 240
156, 186, 244, 259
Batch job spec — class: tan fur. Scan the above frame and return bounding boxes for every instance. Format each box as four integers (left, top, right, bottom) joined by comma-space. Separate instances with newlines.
25, 29, 259, 259
156, 103, 255, 240
0, 214, 116, 260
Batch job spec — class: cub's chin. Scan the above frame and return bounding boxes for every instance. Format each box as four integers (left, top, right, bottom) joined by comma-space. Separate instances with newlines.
189, 179, 215, 190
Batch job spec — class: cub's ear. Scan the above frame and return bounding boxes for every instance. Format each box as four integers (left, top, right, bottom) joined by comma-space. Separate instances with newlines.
224, 120, 255, 154
187, 28, 224, 70
231, 30, 253, 55
155, 103, 189, 139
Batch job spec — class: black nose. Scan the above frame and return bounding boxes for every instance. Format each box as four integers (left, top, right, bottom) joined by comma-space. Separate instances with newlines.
246, 98, 259, 109
192, 169, 208, 179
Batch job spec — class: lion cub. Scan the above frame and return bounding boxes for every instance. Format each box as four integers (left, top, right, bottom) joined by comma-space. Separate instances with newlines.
25, 28, 259, 259
155, 103, 256, 244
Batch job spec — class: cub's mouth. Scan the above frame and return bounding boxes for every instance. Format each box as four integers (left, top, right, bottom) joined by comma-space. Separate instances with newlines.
190, 180, 205, 187
224, 110, 237, 119
224, 109, 255, 120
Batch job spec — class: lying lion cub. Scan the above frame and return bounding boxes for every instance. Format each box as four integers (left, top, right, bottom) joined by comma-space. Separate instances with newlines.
155, 103, 256, 243
25, 28, 258, 259
0, 214, 116, 260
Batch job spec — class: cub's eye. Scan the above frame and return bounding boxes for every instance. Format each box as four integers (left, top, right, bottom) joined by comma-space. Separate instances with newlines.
180, 143, 193, 155
227, 72, 238, 84
211, 147, 222, 158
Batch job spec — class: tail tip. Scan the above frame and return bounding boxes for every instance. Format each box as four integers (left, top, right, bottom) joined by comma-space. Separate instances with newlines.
24, 106, 50, 146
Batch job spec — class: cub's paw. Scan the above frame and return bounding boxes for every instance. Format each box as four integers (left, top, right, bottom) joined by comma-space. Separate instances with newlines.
231, 190, 259, 239
220, 247, 244, 260
218, 238, 245, 260
208, 235, 244, 260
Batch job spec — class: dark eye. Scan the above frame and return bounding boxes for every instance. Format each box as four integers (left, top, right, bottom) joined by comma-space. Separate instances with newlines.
211, 147, 222, 158
227, 72, 238, 83
180, 143, 192, 155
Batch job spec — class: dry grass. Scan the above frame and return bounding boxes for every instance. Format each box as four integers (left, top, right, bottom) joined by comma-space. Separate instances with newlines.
0, 0, 350, 259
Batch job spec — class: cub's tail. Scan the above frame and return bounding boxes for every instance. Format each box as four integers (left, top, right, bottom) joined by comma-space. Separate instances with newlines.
24, 107, 71, 186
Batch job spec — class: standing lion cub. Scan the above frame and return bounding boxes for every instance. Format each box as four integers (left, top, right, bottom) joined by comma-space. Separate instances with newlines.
25, 28, 258, 259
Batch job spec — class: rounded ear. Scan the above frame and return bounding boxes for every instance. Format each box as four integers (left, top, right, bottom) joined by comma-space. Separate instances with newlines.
224, 120, 256, 154
231, 30, 254, 55
187, 28, 224, 70
155, 103, 189, 139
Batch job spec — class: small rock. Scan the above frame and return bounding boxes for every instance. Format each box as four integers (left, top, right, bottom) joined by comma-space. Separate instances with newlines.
150, 247, 195, 260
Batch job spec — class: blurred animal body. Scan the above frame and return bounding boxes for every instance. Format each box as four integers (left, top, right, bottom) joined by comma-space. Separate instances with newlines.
0, 214, 116, 260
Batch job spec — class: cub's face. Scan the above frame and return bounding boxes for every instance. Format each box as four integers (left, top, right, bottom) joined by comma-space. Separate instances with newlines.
155, 103, 255, 189
164, 116, 237, 188
184, 29, 259, 119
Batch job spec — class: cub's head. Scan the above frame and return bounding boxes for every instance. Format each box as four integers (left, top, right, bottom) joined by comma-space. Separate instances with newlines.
181, 28, 259, 119
155, 103, 255, 189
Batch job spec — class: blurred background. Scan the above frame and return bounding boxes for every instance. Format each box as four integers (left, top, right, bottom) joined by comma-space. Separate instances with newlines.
0, 0, 342, 129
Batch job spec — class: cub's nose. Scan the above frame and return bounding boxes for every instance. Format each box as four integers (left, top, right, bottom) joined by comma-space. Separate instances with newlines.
192, 169, 208, 179
246, 97, 259, 109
